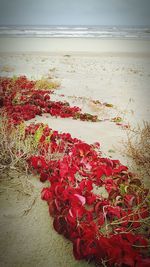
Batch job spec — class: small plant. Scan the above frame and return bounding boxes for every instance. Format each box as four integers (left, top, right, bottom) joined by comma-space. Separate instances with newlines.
0, 114, 37, 172
35, 77, 60, 90
123, 122, 150, 185
0, 114, 37, 199
0, 65, 15, 73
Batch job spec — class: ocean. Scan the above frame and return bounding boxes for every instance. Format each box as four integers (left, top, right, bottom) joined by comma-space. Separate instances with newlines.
0, 26, 150, 39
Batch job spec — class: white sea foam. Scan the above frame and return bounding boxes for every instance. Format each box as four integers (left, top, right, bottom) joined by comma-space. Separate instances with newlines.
0, 26, 150, 39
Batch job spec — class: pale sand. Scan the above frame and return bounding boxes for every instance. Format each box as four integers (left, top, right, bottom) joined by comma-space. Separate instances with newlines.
0, 37, 150, 54
0, 38, 150, 267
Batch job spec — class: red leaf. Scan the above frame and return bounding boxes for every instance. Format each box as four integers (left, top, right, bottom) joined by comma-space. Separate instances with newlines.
74, 194, 86, 205
41, 188, 52, 201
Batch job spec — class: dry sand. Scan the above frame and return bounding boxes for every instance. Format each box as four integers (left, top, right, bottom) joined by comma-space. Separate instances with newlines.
0, 38, 150, 267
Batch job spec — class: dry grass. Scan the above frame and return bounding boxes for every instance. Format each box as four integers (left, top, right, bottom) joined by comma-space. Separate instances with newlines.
0, 114, 39, 199
0, 114, 67, 215
0, 114, 64, 196
0, 65, 15, 73
35, 77, 60, 90
123, 122, 150, 185
0, 116, 37, 172
0, 114, 43, 215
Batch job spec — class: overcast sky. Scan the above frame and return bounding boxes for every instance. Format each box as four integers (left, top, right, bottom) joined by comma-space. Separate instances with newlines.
0, 0, 150, 26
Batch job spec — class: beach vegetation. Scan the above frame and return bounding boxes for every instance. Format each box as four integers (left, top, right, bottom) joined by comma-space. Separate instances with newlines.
35, 77, 60, 90
0, 75, 150, 266
123, 122, 150, 186
0, 114, 37, 173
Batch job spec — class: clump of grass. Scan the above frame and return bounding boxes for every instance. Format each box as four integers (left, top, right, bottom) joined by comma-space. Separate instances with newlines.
0, 65, 15, 73
35, 77, 60, 90
123, 122, 150, 185
0, 114, 64, 196
0, 116, 37, 172
0, 113, 40, 198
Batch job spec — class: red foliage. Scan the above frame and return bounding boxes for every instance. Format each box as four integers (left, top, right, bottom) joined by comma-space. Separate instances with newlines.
26, 123, 150, 267
1, 76, 149, 266
0, 76, 98, 123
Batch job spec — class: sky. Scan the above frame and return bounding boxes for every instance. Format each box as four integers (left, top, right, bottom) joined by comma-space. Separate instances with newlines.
0, 0, 150, 26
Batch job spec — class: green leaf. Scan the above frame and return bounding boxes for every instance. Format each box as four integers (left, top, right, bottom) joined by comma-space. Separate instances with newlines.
34, 126, 44, 144
111, 117, 123, 123
120, 184, 128, 195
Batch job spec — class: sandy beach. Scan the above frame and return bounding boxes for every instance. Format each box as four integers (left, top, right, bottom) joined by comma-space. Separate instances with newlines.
0, 37, 150, 267
0, 37, 150, 54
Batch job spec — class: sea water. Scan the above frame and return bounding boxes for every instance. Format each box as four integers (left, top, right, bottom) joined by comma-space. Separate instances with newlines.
0, 25, 150, 39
